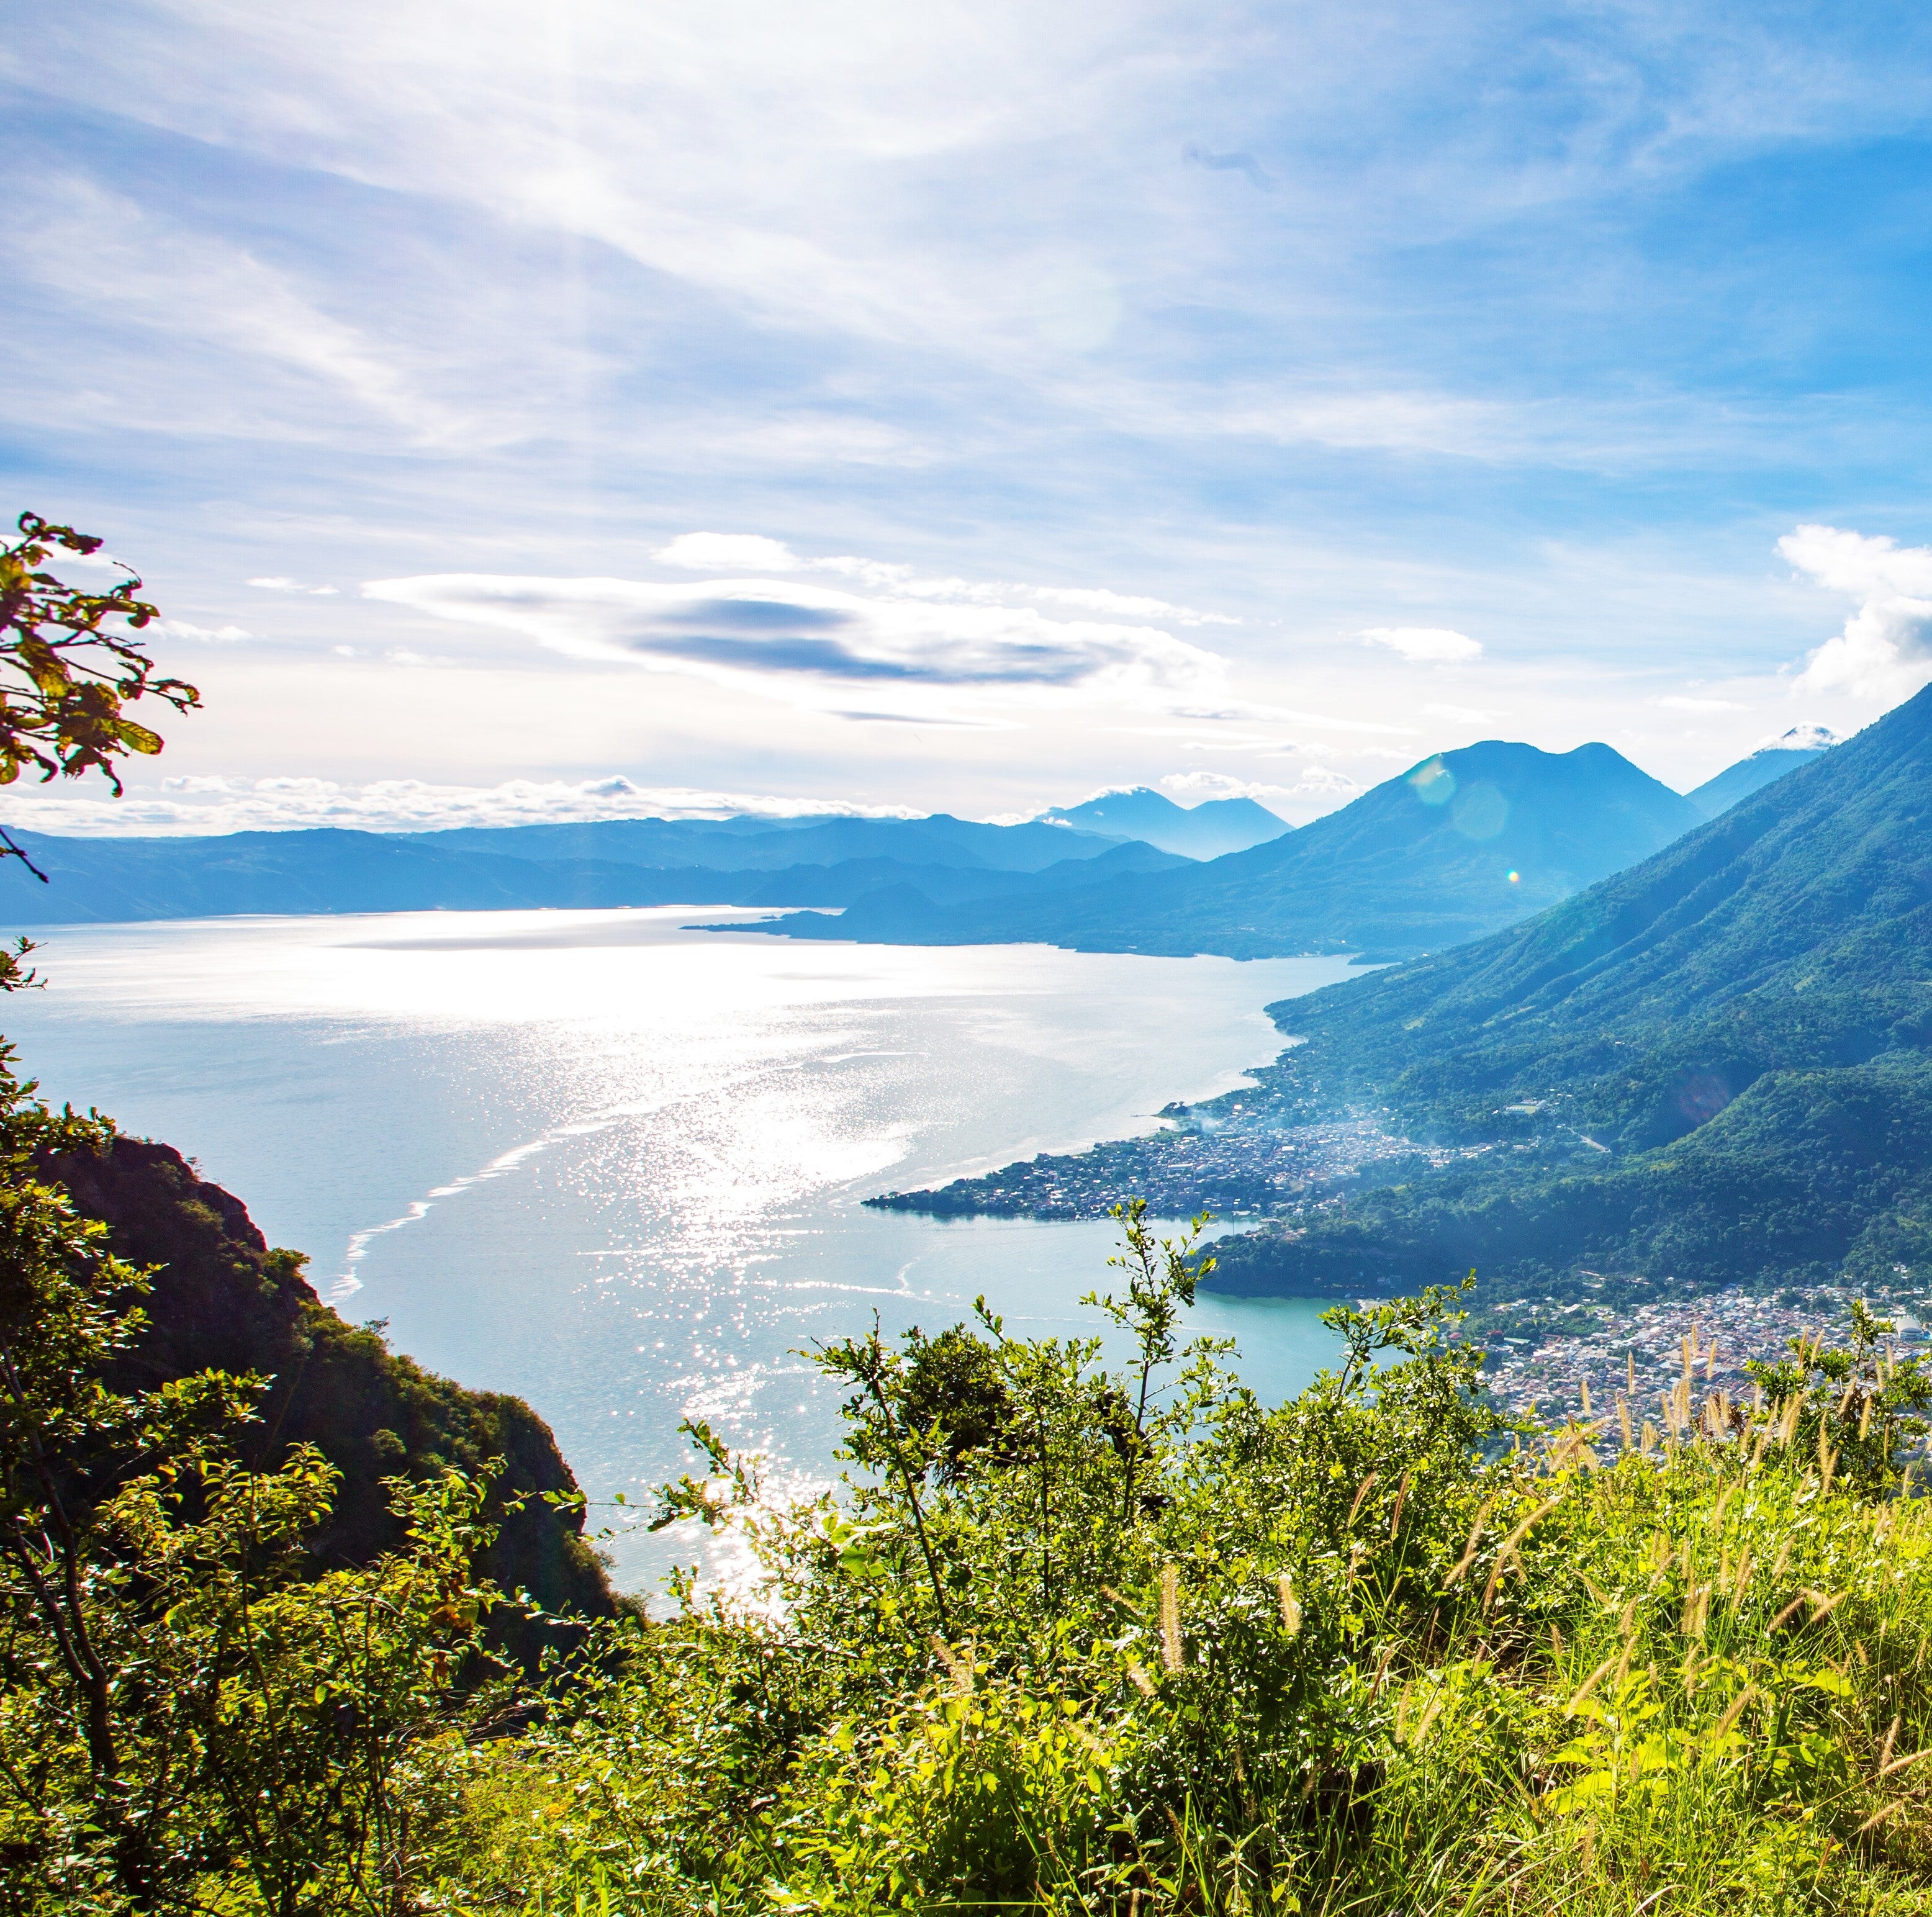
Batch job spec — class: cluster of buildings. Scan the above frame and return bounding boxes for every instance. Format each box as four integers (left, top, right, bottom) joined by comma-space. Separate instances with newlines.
870, 1116, 1471, 1219
1473, 1280, 1930, 1432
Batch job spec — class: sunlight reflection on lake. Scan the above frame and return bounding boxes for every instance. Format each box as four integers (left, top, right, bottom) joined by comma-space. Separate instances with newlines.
6, 906, 1353, 1593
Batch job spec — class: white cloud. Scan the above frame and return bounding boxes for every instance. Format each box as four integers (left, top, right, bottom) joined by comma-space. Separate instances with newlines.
249, 576, 338, 595
1025, 585, 1237, 628
364, 569, 1229, 718
656, 532, 802, 572
1161, 766, 1360, 803
5, 774, 921, 837
153, 619, 252, 643
1160, 770, 1294, 801
1782, 524, 1932, 699
1422, 701, 1497, 722
1754, 721, 1841, 752
1654, 695, 1742, 712
1360, 626, 1483, 664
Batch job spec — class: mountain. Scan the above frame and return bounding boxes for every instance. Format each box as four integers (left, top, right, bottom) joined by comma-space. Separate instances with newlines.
1039, 788, 1288, 859
0, 814, 1145, 925
1686, 726, 1838, 818
1191, 690, 1932, 1301
753, 740, 1704, 960
405, 812, 1127, 873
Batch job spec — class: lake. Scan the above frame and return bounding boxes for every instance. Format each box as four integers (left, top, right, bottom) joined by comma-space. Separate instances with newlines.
4, 908, 1356, 1592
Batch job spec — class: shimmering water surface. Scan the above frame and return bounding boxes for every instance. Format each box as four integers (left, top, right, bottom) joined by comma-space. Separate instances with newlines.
5, 908, 1355, 1590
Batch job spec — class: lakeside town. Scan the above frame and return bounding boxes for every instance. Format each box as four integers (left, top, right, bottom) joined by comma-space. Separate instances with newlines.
869, 1088, 1932, 1414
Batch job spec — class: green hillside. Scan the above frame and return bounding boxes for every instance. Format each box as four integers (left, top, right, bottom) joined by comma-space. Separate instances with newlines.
1203, 683, 1932, 1301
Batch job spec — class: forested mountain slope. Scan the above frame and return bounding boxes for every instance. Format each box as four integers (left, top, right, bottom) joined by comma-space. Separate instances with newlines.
1203, 685, 1932, 1299
48, 1135, 613, 1621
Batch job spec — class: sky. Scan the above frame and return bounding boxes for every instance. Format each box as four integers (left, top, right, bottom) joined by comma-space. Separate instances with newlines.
7, 0, 1932, 834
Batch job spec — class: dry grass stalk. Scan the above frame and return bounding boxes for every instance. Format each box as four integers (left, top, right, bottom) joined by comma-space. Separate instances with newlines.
1127, 1661, 1157, 1698
1371, 1642, 1396, 1700
1769, 1595, 1809, 1633
1277, 1572, 1302, 1637
1682, 1582, 1712, 1641
1858, 1802, 1905, 1836
1779, 1393, 1806, 1447
1881, 1746, 1932, 1779
1628, 1350, 1636, 1395
1409, 1685, 1447, 1748
1706, 1343, 1720, 1381
1882, 1715, 1902, 1770
1389, 1470, 1412, 1540
1159, 1563, 1183, 1675
1730, 1546, 1754, 1607
1346, 1473, 1381, 1528
1483, 1495, 1563, 1611
1713, 1684, 1758, 1737
930, 1633, 975, 1695
1641, 1419, 1659, 1455
1861, 1393, 1875, 1441
1564, 1654, 1619, 1715
1444, 1493, 1502, 1589
1618, 1395, 1633, 1450
1771, 1534, 1795, 1586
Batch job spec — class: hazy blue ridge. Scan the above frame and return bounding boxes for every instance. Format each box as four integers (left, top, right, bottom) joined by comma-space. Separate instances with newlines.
750, 739, 1704, 959
718, 839, 1193, 940
395, 812, 1130, 874
1040, 787, 1288, 859
1194, 687, 1932, 1301
1686, 744, 1830, 819
0, 814, 1147, 926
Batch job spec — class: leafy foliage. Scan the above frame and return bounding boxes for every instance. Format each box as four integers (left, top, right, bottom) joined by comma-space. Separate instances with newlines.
0, 1042, 529, 1911
444, 1209, 1932, 1916
0, 514, 198, 859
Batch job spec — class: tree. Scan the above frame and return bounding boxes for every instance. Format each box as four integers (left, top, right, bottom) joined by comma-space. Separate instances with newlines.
0, 511, 199, 893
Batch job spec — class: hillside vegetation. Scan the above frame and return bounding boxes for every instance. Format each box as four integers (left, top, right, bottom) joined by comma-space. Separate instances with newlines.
18, 1180, 1932, 1913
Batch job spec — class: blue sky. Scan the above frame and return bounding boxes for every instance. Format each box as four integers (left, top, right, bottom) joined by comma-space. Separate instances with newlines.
6, 1, 1932, 832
